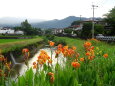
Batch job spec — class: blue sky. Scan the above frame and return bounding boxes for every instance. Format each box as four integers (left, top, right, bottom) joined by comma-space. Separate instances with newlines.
0, 0, 114, 20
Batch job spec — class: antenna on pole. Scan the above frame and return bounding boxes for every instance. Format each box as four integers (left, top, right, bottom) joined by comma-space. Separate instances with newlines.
92, 4, 98, 38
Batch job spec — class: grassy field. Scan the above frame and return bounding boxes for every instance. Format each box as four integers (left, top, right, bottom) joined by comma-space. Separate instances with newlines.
0, 37, 43, 53
55, 36, 115, 56
0, 39, 32, 44
0, 36, 115, 86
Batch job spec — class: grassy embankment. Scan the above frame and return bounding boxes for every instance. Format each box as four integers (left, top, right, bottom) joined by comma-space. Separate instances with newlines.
55, 36, 115, 56
55, 37, 115, 86
0, 37, 43, 53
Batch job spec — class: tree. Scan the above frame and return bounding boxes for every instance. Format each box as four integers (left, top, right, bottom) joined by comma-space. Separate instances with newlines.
81, 22, 104, 38
17, 19, 43, 35
64, 28, 72, 34
45, 29, 52, 35
94, 24, 104, 35
30, 28, 43, 35
81, 22, 92, 38
13, 26, 22, 31
104, 7, 115, 35
21, 19, 33, 35
71, 20, 81, 26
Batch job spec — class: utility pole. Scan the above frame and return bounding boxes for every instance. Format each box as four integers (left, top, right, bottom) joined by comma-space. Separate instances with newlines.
92, 5, 98, 38
80, 15, 82, 21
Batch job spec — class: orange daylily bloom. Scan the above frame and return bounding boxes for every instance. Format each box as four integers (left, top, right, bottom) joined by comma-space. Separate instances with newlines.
38, 59, 44, 64
33, 62, 36, 65
88, 56, 94, 60
22, 48, 30, 59
86, 52, 91, 56
84, 42, 92, 47
72, 46, 76, 50
47, 56, 51, 60
103, 54, 108, 58
37, 50, 50, 65
80, 58, 84, 62
71, 62, 80, 68
50, 76, 55, 83
48, 72, 55, 83
0, 56, 4, 61
63, 46, 68, 50
33, 65, 37, 69
48, 72, 54, 76
22, 48, 29, 53
49, 41, 55, 46
58, 44, 63, 49
91, 46, 95, 50
67, 49, 75, 57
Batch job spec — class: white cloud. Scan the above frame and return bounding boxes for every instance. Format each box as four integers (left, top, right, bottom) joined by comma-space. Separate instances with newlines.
0, 0, 114, 20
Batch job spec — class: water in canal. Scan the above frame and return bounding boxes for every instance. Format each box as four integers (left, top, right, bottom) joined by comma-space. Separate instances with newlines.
11, 48, 66, 79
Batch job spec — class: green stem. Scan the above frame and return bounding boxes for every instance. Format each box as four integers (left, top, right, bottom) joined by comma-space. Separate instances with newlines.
50, 47, 53, 67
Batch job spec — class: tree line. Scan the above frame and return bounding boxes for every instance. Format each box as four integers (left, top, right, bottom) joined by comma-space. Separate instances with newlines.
14, 20, 43, 35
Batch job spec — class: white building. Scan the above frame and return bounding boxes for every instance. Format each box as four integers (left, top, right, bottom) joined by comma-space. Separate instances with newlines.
0, 27, 24, 35
15, 30, 24, 35
0, 27, 14, 34
70, 24, 83, 31
52, 29, 64, 34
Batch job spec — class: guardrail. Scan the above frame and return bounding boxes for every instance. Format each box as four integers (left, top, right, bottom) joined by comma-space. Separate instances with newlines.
96, 36, 115, 41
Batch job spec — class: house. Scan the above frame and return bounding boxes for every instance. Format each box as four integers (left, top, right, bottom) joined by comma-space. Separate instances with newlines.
0, 27, 24, 35
0, 27, 14, 35
52, 28, 64, 34
82, 20, 112, 31
15, 30, 24, 35
69, 24, 83, 31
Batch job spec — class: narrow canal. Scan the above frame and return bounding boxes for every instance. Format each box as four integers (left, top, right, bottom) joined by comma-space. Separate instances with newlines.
11, 47, 66, 79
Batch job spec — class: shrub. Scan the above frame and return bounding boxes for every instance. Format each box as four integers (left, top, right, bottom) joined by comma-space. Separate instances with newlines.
54, 39, 67, 46
43, 35, 55, 44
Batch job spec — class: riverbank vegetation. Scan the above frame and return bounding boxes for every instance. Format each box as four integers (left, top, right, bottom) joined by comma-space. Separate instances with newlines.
0, 37, 115, 86
0, 37, 43, 53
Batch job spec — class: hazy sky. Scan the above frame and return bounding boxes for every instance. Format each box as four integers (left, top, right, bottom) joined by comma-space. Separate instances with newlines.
0, 0, 114, 20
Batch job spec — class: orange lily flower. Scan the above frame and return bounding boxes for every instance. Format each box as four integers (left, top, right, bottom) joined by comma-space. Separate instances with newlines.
80, 58, 84, 62
71, 62, 80, 68
103, 54, 108, 58
49, 41, 55, 46
22, 48, 29, 53
86, 52, 91, 56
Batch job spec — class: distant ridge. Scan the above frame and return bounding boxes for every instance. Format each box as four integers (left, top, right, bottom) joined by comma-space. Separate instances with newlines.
31, 16, 88, 28
0, 16, 102, 28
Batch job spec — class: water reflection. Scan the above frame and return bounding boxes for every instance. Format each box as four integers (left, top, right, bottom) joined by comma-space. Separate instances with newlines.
12, 48, 66, 79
